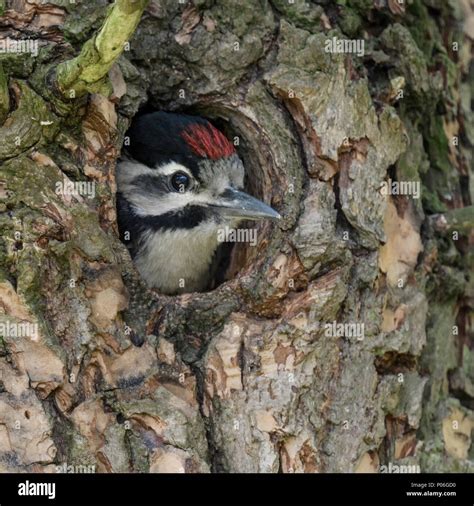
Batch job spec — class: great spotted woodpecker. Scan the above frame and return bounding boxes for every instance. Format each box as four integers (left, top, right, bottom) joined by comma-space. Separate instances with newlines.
116, 111, 280, 295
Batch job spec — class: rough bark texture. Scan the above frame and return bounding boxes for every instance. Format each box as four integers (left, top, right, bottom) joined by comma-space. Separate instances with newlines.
0, 0, 473, 474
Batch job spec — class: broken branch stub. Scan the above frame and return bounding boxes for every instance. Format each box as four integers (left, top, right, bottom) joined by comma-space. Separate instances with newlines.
54, 0, 149, 99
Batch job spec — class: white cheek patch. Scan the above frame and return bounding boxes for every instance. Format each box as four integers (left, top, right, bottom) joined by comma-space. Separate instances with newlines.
116, 159, 155, 188
117, 159, 213, 217
131, 190, 214, 217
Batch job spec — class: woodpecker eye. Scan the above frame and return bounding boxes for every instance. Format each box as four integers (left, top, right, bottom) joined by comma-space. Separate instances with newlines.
171, 172, 191, 193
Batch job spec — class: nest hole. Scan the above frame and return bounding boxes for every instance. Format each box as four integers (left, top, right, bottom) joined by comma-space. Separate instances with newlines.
117, 104, 278, 295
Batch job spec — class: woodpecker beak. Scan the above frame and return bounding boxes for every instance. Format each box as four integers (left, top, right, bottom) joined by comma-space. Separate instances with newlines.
211, 188, 281, 221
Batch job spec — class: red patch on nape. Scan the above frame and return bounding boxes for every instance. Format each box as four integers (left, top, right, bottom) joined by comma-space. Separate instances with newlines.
181, 122, 236, 160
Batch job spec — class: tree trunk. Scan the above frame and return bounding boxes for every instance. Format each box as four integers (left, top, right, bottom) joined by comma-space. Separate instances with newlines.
0, 0, 472, 474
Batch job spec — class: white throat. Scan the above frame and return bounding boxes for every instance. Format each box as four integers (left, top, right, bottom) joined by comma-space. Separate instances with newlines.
135, 222, 221, 294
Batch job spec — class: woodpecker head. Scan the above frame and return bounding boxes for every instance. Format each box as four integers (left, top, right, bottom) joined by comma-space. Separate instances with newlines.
116, 111, 280, 295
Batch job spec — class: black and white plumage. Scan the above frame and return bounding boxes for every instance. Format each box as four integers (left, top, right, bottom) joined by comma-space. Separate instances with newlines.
116, 111, 280, 295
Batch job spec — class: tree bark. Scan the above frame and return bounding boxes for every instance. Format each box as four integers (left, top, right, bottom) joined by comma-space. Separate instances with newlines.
0, 0, 472, 474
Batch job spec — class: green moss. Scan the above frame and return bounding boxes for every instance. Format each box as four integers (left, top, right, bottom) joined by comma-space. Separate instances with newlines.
397, 122, 424, 180
63, 425, 98, 470
421, 183, 447, 214
0, 52, 35, 79
424, 113, 453, 166
16, 247, 46, 318
0, 63, 8, 123
381, 24, 432, 96
212, 0, 274, 37
69, 207, 116, 263
0, 155, 61, 209
406, 0, 440, 59
62, 1, 109, 45
338, 6, 362, 37
125, 431, 150, 472
462, 343, 474, 383
270, 0, 323, 31
347, 0, 373, 13
0, 81, 59, 161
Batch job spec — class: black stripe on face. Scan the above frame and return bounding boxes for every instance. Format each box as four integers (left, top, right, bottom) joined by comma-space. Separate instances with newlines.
140, 204, 210, 231
131, 173, 169, 195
